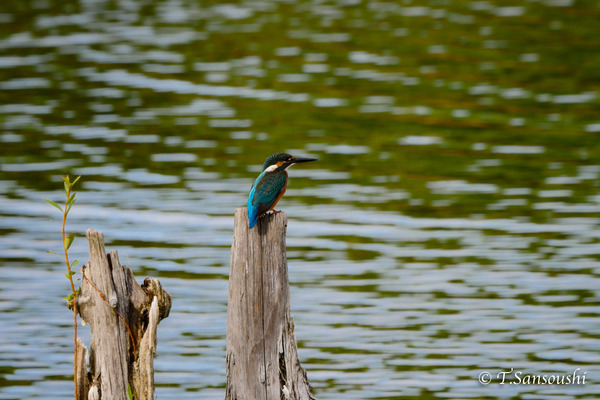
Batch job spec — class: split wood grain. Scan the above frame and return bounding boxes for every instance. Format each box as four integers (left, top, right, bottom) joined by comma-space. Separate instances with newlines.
226, 209, 315, 400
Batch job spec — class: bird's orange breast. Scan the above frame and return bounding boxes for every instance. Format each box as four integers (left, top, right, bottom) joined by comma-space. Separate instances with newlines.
267, 170, 288, 211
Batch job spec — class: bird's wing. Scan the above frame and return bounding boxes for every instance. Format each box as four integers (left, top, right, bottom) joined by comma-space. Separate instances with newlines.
251, 172, 286, 214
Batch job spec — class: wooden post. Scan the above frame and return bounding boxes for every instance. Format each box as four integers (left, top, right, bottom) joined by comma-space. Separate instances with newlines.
74, 228, 172, 400
226, 208, 315, 400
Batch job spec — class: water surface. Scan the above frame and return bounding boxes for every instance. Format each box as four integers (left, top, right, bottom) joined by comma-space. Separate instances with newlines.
1, 0, 600, 399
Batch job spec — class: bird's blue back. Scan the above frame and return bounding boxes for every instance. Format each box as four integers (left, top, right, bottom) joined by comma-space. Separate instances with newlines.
247, 170, 287, 228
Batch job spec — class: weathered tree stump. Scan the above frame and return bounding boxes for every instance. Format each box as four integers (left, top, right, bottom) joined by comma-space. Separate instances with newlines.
226, 208, 315, 400
74, 228, 171, 400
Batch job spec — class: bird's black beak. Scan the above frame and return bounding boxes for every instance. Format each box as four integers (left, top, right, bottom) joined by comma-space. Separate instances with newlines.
291, 156, 317, 164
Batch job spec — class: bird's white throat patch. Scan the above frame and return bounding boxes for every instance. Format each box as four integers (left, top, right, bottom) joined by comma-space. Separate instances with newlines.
265, 162, 292, 172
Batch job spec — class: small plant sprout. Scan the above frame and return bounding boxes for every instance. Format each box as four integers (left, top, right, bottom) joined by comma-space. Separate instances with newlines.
44, 175, 81, 400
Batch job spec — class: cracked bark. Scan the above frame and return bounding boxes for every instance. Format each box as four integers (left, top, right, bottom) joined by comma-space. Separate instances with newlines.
74, 228, 171, 400
226, 208, 315, 400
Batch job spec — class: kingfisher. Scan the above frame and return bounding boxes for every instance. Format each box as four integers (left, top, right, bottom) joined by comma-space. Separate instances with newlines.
247, 152, 317, 229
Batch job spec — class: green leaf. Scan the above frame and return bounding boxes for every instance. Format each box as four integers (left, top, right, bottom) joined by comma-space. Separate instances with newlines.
64, 180, 69, 195
72, 175, 81, 187
64, 232, 75, 251
128, 384, 135, 400
71, 260, 81, 267
44, 199, 63, 213
47, 250, 66, 261
67, 193, 76, 205
64, 272, 72, 279
62, 175, 71, 185
65, 198, 77, 217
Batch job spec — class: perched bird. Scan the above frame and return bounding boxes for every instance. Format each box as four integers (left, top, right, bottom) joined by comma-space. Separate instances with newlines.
247, 152, 317, 229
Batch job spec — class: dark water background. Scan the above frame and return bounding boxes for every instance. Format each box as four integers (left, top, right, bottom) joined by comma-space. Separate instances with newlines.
1, 0, 599, 399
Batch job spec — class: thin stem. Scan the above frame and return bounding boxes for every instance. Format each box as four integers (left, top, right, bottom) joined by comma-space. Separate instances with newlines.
63, 185, 79, 400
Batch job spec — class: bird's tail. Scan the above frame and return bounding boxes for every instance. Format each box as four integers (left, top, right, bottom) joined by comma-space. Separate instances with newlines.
247, 204, 258, 229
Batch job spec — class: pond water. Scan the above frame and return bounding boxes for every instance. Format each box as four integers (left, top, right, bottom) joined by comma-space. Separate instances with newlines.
1, 0, 600, 399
